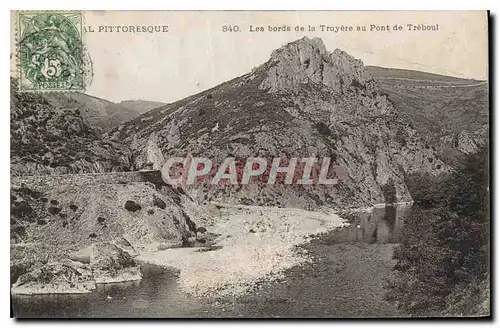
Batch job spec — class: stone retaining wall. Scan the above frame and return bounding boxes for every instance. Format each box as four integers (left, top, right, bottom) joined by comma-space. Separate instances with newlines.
11, 170, 165, 188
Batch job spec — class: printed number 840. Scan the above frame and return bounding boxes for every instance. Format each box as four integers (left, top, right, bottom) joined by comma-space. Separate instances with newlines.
222, 25, 240, 32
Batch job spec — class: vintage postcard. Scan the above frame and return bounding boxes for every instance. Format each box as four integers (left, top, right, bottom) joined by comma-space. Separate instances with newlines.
10, 10, 490, 318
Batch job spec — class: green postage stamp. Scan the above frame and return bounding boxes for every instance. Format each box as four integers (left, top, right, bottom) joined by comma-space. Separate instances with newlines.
17, 11, 92, 92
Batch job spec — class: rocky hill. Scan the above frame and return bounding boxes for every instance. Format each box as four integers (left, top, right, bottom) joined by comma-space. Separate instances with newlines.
367, 66, 488, 164
10, 78, 205, 292
11, 175, 197, 251
10, 173, 200, 292
10, 78, 133, 176
107, 37, 447, 209
119, 100, 166, 115
44, 93, 141, 133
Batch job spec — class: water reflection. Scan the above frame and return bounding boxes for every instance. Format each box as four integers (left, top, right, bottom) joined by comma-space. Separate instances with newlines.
331, 206, 411, 244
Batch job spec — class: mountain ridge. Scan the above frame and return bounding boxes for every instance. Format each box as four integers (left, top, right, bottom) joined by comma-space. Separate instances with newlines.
118, 100, 167, 115
366, 66, 483, 84
12, 36, 486, 208
367, 65, 488, 164
106, 37, 447, 209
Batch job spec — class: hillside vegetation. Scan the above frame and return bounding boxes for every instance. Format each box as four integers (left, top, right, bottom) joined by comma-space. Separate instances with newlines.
10, 79, 133, 176
368, 66, 488, 166
386, 145, 489, 316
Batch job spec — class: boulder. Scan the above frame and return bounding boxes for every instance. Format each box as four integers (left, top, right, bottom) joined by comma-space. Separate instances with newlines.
11, 259, 95, 295
89, 242, 142, 283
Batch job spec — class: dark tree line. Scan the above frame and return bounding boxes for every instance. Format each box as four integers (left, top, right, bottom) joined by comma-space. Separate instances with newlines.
386, 145, 489, 316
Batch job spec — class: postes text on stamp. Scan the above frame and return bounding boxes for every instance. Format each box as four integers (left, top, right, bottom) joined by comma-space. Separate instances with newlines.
17, 11, 91, 92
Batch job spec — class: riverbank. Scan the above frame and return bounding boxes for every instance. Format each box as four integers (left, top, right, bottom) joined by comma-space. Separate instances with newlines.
197, 229, 405, 318
12, 205, 408, 317
138, 203, 346, 298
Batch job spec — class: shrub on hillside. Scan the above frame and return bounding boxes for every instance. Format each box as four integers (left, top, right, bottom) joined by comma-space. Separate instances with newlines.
124, 200, 142, 212
153, 196, 166, 209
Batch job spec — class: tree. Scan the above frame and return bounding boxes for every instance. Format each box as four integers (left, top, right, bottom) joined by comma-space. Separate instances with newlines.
386, 144, 489, 316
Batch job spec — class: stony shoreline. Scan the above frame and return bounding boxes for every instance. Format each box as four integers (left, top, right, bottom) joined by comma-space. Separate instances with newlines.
138, 204, 345, 299
11, 282, 97, 296
197, 232, 403, 318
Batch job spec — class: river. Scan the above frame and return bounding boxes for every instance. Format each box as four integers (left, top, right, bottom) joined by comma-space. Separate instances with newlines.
11, 206, 410, 318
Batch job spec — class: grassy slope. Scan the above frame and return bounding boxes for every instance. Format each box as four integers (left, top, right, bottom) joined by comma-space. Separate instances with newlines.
119, 100, 167, 115
367, 66, 488, 135
45, 92, 141, 132
366, 66, 481, 84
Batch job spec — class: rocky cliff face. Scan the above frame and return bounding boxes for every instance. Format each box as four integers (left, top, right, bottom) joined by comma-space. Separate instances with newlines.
11, 241, 143, 295
108, 37, 447, 208
261, 38, 373, 96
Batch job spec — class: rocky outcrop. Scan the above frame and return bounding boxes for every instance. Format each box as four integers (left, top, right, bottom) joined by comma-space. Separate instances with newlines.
11, 259, 95, 295
133, 132, 166, 170
441, 129, 487, 155
12, 241, 142, 295
45, 92, 141, 133
261, 37, 374, 96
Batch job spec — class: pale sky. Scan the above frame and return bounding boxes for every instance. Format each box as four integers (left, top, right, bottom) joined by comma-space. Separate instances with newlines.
12, 11, 489, 103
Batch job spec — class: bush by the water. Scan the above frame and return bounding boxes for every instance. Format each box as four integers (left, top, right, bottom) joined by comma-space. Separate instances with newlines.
386, 145, 489, 316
